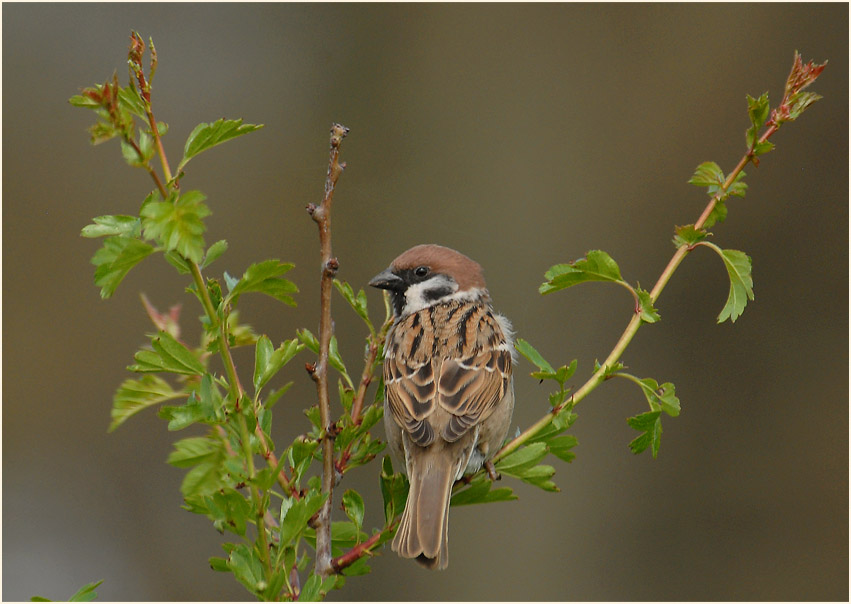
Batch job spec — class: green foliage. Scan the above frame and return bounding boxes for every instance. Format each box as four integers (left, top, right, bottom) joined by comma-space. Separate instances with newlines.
109, 374, 183, 431
141, 190, 211, 263
128, 331, 206, 375
177, 118, 264, 175
226, 260, 298, 306
539, 249, 624, 294
90, 236, 154, 298
698, 242, 754, 323
31, 580, 104, 602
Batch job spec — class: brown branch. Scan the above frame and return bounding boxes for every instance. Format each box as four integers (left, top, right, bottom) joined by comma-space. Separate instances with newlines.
331, 520, 398, 574
307, 123, 349, 578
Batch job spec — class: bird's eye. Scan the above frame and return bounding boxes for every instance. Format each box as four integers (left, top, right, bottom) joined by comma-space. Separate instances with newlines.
414, 266, 429, 278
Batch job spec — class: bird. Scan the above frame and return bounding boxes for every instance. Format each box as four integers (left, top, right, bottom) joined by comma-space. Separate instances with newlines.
368, 244, 515, 570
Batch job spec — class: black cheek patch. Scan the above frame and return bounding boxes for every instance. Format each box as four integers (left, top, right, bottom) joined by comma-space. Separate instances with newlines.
423, 285, 454, 302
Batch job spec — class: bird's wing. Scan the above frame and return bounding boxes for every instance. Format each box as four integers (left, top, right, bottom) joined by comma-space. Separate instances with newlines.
437, 346, 512, 442
385, 353, 438, 446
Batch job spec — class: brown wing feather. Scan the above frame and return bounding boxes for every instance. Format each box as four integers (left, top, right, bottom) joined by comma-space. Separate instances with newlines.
438, 348, 511, 442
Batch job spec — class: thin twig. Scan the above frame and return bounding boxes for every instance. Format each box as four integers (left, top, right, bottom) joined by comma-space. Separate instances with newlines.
330, 520, 398, 574
306, 123, 349, 578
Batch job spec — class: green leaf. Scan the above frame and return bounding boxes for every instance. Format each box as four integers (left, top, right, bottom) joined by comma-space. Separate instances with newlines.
379, 456, 409, 524
514, 338, 554, 373
334, 280, 372, 329
495, 442, 548, 476
227, 543, 265, 595
253, 336, 303, 393
202, 239, 228, 269
699, 243, 754, 323
129, 331, 205, 375
81, 215, 141, 238
450, 474, 517, 506
209, 556, 229, 572
627, 410, 663, 458
688, 161, 724, 187
299, 574, 323, 602
342, 490, 365, 532
178, 118, 264, 173
109, 374, 182, 431
168, 437, 227, 497
90, 236, 154, 298
67, 580, 104, 602
636, 288, 661, 324
540, 250, 625, 294
164, 250, 192, 274
117, 85, 147, 119
227, 259, 298, 306
205, 488, 251, 536
619, 374, 680, 417
546, 434, 579, 463
788, 90, 822, 121
672, 224, 708, 248
745, 92, 770, 149
703, 198, 728, 229
279, 492, 327, 547
141, 190, 210, 264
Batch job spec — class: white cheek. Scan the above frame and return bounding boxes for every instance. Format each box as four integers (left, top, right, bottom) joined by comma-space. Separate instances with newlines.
401, 276, 459, 315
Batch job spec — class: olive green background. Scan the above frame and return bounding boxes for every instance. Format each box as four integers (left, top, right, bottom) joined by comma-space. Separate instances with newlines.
3, 3, 847, 601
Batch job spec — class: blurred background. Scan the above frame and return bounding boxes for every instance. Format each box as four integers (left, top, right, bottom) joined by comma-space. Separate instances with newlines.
3, 4, 847, 601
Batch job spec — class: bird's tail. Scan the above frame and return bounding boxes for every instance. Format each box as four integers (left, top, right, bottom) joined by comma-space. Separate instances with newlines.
392, 444, 464, 570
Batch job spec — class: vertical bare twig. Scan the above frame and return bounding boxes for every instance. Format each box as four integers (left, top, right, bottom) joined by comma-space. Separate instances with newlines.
307, 123, 349, 577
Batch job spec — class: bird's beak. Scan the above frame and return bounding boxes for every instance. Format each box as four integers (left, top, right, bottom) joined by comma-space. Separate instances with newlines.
369, 268, 404, 291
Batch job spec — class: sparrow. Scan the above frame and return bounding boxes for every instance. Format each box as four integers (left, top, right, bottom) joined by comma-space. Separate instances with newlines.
369, 244, 515, 570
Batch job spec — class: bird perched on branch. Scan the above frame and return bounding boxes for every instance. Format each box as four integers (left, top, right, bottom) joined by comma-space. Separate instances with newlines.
369, 244, 515, 570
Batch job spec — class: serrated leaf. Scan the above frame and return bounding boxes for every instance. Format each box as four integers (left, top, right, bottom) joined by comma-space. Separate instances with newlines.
227, 259, 298, 306
334, 279, 371, 325
67, 580, 104, 603
700, 243, 754, 323
178, 119, 264, 173
636, 288, 661, 324
380, 456, 409, 524
227, 543, 265, 595
622, 375, 680, 417
140, 190, 210, 263
279, 492, 327, 547
540, 250, 625, 294
514, 338, 555, 373
495, 442, 548, 476
546, 434, 578, 463
703, 198, 727, 229
90, 236, 154, 298
202, 239, 228, 269
342, 490, 365, 532
129, 331, 205, 375
117, 85, 147, 119
109, 374, 182, 431
81, 215, 141, 238
672, 224, 708, 248
627, 410, 663, 458
688, 161, 724, 187
451, 475, 517, 506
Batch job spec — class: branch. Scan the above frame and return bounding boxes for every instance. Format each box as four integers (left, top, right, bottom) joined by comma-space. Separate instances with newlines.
330, 520, 398, 574
349, 313, 393, 423
306, 123, 349, 578
494, 56, 824, 464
